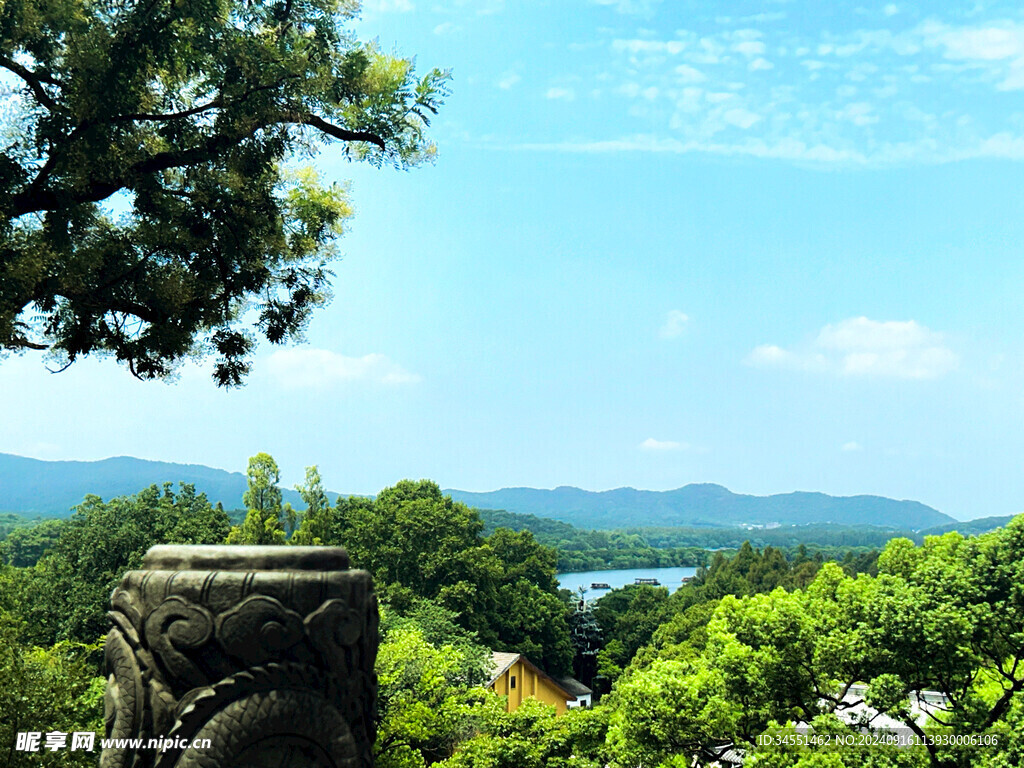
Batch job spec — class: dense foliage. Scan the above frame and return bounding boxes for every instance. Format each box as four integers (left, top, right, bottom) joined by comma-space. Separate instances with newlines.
15, 483, 230, 645
481, 508, 921, 571
1, 456, 1022, 767
0, 0, 448, 385
0, 567, 104, 768
294, 478, 574, 674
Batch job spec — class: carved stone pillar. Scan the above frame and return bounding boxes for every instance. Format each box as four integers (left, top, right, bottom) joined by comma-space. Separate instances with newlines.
101, 545, 377, 768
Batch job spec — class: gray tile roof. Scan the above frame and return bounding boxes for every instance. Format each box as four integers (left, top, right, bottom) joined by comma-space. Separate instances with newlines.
487, 651, 521, 685
553, 675, 592, 698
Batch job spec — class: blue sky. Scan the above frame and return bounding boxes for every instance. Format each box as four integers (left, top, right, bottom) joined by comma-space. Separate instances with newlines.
4, 0, 1024, 520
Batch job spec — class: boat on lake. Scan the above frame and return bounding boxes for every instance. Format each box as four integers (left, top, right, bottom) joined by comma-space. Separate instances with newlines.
634, 577, 660, 585
590, 582, 611, 589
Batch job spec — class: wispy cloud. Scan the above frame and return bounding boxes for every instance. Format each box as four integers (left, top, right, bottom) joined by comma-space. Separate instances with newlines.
591, 0, 663, 16
639, 437, 686, 451
613, 39, 685, 55
265, 349, 422, 388
747, 317, 959, 379
842, 441, 864, 452
921, 20, 1024, 91
659, 310, 689, 339
517, 130, 1024, 165
360, 0, 414, 12
546, 87, 576, 100
497, 71, 521, 90
519, 13, 1024, 166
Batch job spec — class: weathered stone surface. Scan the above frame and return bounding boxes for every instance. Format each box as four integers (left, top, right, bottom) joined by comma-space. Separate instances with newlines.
101, 545, 377, 768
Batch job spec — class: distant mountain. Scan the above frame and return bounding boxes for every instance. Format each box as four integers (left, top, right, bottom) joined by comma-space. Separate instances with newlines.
447, 484, 955, 531
0, 453, 956, 531
0, 453, 322, 516
919, 515, 1017, 537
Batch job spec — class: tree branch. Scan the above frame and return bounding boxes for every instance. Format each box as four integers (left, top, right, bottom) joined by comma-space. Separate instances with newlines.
281, 110, 386, 150
0, 55, 61, 111
11, 109, 384, 217
115, 97, 225, 123
9, 335, 48, 351
982, 675, 1023, 731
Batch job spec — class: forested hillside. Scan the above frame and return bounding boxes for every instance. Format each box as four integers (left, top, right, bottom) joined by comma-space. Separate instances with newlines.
1, 454, 1021, 767
451, 484, 954, 529
478, 508, 982, 572
0, 453, 321, 515
1, 454, 960, 530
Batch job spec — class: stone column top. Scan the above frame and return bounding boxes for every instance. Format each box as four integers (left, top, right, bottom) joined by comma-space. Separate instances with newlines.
142, 545, 351, 572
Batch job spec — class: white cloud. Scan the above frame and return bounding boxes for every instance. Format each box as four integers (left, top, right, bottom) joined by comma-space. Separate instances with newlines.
515, 135, 871, 164
675, 64, 707, 83
749, 57, 774, 71
514, 130, 1024, 164
613, 39, 685, 56
659, 310, 689, 339
883, 4, 899, 16
639, 437, 686, 451
360, 0, 414, 12
723, 108, 762, 129
433, 21, 458, 35
734, 40, 766, 56
747, 317, 959, 379
927, 22, 1024, 61
842, 441, 864, 452
497, 71, 521, 90
265, 349, 421, 388
546, 87, 576, 100
748, 344, 796, 366
592, 0, 662, 15
920, 21, 1024, 91
836, 101, 879, 126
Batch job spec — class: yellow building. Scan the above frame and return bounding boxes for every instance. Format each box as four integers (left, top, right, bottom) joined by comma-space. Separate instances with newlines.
486, 651, 592, 715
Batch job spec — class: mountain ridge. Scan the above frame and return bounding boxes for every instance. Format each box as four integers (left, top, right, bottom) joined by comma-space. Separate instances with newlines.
0, 453, 954, 530
444, 484, 953, 531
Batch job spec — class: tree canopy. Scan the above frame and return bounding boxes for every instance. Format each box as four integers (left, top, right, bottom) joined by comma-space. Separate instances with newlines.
293, 478, 575, 674
0, 0, 449, 385
17, 482, 229, 644
226, 451, 288, 544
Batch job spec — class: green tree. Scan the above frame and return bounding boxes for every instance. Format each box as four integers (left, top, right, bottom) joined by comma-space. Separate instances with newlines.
0, 613, 104, 768
606, 520, 1024, 768
568, 589, 602, 686
0, 0, 449, 385
487, 528, 559, 594
226, 452, 286, 544
18, 483, 229, 645
289, 464, 328, 540
488, 578, 574, 676
308, 479, 574, 675
592, 584, 672, 681
294, 491, 369, 546
0, 518, 65, 566
375, 623, 495, 768
606, 657, 739, 767
439, 698, 609, 768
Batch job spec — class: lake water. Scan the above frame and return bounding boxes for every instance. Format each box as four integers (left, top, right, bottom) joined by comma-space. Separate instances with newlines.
556, 566, 699, 599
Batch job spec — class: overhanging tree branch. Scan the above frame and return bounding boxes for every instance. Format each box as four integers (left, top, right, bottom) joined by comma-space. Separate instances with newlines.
280, 110, 386, 150
11, 114, 384, 217
0, 0, 447, 385
0, 55, 61, 111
